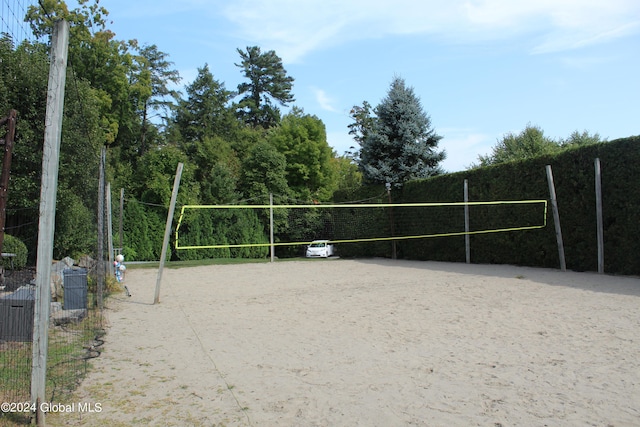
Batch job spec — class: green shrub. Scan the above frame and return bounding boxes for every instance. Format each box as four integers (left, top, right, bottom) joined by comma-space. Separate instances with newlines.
1, 234, 28, 269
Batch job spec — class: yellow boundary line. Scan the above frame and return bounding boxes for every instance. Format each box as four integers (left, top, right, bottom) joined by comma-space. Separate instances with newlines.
179, 200, 547, 210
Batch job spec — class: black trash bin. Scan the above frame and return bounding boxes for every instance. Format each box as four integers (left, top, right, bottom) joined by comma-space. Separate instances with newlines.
0, 287, 35, 342
63, 268, 87, 310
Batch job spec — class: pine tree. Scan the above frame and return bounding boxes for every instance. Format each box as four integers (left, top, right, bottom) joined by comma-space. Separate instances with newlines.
134, 44, 181, 155
359, 77, 445, 187
235, 46, 295, 128
174, 64, 234, 146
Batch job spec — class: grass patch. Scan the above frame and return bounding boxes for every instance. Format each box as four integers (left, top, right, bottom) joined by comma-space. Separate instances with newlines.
43, 310, 106, 402
126, 256, 335, 270
0, 306, 106, 413
126, 257, 270, 270
0, 342, 31, 403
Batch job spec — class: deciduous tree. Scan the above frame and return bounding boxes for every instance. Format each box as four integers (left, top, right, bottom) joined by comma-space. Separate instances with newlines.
269, 108, 337, 201
239, 141, 289, 201
476, 124, 558, 167
560, 130, 605, 148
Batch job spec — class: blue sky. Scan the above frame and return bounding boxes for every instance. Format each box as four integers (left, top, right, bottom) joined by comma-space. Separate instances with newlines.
98, 0, 639, 172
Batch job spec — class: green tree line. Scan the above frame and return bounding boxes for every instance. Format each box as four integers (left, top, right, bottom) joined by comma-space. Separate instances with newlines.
0, 0, 362, 262
0, 1, 617, 264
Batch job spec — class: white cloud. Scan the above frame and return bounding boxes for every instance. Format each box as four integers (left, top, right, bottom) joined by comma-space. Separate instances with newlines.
219, 0, 640, 62
312, 87, 339, 113
532, 20, 640, 54
439, 129, 493, 172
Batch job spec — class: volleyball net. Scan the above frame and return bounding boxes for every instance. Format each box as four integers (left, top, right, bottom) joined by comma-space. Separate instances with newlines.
174, 199, 548, 256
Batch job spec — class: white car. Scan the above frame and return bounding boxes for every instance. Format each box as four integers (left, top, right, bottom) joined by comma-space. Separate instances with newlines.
306, 240, 335, 258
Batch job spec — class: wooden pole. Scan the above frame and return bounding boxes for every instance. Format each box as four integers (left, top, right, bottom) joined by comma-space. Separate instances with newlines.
386, 184, 397, 259
31, 20, 69, 426
464, 179, 470, 264
154, 163, 183, 304
97, 148, 105, 309
595, 158, 604, 274
269, 193, 274, 263
545, 165, 566, 272
0, 109, 17, 255
106, 182, 114, 275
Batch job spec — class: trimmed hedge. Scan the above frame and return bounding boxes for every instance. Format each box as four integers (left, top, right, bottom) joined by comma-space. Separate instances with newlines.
335, 136, 640, 275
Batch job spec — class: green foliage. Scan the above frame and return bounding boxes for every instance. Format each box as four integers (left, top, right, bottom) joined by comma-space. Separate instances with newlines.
476, 124, 560, 167
186, 136, 240, 205
202, 161, 239, 205
1, 34, 106, 262
347, 100, 374, 154
121, 146, 200, 261
54, 191, 97, 260
399, 161, 553, 265
0, 38, 49, 214
552, 136, 640, 274
26, 0, 109, 42
560, 130, 605, 148
4, 3, 632, 272
60, 73, 104, 206
332, 155, 363, 197
67, 32, 132, 147
475, 125, 604, 168
268, 109, 337, 201
1, 39, 49, 258
1, 235, 28, 269
358, 77, 445, 187
332, 186, 391, 258
239, 141, 290, 201
122, 197, 164, 261
134, 145, 195, 206
174, 64, 234, 146
397, 136, 640, 275
175, 209, 230, 260
135, 44, 181, 146
6, 2, 360, 265
334, 136, 640, 275
235, 46, 295, 128
175, 209, 268, 261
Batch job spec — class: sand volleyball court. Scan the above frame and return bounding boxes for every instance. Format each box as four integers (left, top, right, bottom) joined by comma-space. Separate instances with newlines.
48, 259, 640, 426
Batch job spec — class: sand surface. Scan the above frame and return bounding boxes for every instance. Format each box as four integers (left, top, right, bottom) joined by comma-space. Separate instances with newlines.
48, 259, 640, 426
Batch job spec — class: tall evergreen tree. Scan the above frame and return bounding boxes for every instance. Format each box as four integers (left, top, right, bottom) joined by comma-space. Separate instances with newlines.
133, 44, 181, 155
174, 64, 234, 149
235, 46, 294, 128
358, 77, 445, 187
347, 100, 374, 161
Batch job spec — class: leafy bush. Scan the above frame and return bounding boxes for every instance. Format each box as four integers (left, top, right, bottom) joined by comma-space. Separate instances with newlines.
1, 234, 28, 269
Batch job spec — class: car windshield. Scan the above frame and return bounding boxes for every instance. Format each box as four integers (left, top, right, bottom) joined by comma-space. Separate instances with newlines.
309, 242, 326, 247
